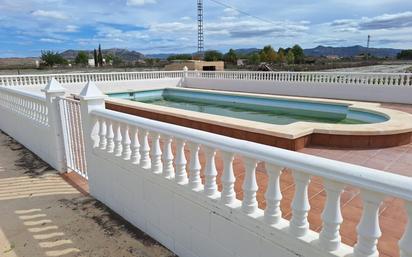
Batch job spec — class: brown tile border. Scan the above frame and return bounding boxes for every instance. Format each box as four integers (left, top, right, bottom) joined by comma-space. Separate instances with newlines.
106, 102, 412, 150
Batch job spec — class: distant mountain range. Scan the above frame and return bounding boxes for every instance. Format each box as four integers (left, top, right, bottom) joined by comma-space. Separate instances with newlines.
146, 45, 403, 60
61, 48, 144, 62
303, 45, 402, 58
55, 45, 404, 62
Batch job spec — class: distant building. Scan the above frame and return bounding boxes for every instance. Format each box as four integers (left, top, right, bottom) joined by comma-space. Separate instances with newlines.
237, 59, 247, 66
164, 60, 224, 71
88, 59, 95, 67
326, 55, 340, 60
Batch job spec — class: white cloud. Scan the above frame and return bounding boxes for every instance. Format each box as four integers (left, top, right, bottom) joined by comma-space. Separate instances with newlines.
40, 38, 64, 43
65, 25, 78, 32
31, 10, 68, 20
126, 0, 156, 6
331, 11, 412, 30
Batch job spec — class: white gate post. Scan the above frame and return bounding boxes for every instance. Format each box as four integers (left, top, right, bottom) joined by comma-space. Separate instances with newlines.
79, 81, 107, 192
180, 66, 188, 87
42, 78, 66, 172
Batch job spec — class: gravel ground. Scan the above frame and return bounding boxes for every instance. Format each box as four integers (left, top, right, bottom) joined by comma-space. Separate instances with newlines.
327, 64, 412, 73
0, 131, 176, 257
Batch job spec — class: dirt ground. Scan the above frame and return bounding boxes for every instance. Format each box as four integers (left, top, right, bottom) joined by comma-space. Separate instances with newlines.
0, 131, 176, 257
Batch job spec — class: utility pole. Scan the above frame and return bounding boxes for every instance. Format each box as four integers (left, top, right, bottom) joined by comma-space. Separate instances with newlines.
366, 35, 371, 60
197, 0, 204, 58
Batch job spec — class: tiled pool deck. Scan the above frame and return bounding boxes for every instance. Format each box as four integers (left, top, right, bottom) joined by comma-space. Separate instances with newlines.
64, 102, 412, 257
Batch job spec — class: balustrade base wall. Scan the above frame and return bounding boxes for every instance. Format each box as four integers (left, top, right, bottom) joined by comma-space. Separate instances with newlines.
185, 78, 412, 104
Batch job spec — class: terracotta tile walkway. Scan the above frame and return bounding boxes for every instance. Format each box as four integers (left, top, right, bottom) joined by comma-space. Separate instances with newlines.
69, 102, 412, 257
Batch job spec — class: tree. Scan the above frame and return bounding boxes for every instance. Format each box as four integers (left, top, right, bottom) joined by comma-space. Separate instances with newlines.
104, 54, 113, 65
204, 50, 223, 61
397, 50, 412, 60
40, 50, 67, 67
75, 51, 89, 66
248, 52, 261, 65
223, 49, 238, 65
93, 49, 98, 67
277, 48, 286, 63
167, 54, 192, 61
291, 44, 305, 64
98, 44, 103, 66
260, 45, 277, 62
286, 51, 295, 65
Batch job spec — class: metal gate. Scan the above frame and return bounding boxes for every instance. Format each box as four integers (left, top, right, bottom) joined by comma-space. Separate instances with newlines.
58, 97, 88, 179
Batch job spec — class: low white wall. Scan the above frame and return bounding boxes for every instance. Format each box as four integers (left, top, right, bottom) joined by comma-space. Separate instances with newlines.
185, 78, 412, 104
0, 103, 52, 166
88, 151, 309, 257
14, 78, 183, 95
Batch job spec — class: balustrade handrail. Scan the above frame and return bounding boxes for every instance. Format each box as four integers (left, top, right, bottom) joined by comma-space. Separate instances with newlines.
0, 86, 46, 101
187, 70, 412, 76
0, 70, 184, 79
91, 108, 412, 202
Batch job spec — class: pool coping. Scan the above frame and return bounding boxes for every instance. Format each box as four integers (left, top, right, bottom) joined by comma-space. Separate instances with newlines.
105, 87, 412, 140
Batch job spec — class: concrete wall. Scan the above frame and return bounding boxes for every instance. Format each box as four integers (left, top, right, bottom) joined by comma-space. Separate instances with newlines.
184, 78, 412, 104
87, 150, 311, 257
165, 61, 224, 71
0, 101, 52, 166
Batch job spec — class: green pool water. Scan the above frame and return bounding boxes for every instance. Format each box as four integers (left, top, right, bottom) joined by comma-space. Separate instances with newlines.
135, 96, 365, 125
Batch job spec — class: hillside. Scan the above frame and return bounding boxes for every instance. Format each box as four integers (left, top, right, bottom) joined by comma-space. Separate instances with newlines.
61, 48, 144, 62
304, 45, 402, 58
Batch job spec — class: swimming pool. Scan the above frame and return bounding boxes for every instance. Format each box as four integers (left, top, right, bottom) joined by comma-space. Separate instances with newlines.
109, 88, 388, 125
106, 88, 412, 150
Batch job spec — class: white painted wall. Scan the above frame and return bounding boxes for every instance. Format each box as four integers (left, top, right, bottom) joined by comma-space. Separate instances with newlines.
0, 100, 52, 167
88, 150, 327, 257
184, 78, 412, 104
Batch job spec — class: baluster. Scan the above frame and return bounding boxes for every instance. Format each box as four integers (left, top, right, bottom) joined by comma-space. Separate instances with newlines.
203, 146, 218, 197
175, 138, 188, 184
242, 158, 259, 214
98, 118, 107, 150
130, 127, 140, 165
138, 129, 151, 169
162, 135, 174, 179
290, 171, 311, 237
188, 143, 202, 190
121, 125, 131, 160
264, 164, 283, 225
113, 122, 123, 156
150, 132, 162, 174
319, 180, 345, 251
400, 201, 412, 257
353, 190, 384, 257
221, 151, 236, 205
106, 121, 114, 153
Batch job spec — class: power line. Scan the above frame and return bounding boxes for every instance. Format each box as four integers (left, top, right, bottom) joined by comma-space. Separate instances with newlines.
207, 0, 277, 25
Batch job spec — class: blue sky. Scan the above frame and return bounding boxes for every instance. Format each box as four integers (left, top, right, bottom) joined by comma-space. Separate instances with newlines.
0, 0, 412, 57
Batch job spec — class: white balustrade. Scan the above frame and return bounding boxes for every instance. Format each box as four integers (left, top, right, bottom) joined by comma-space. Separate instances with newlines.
188, 142, 202, 190
84, 101, 412, 257
203, 146, 218, 197
221, 151, 236, 205
290, 171, 311, 237
113, 122, 123, 157
354, 190, 384, 257
319, 180, 345, 251
150, 132, 162, 174
138, 129, 151, 169
121, 124, 131, 160
241, 157, 259, 214
130, 127, 140, 165
98, 118, 107, 150
174, 138, 188, 184
162, 135, 174, 179
264, 164, 283, 225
